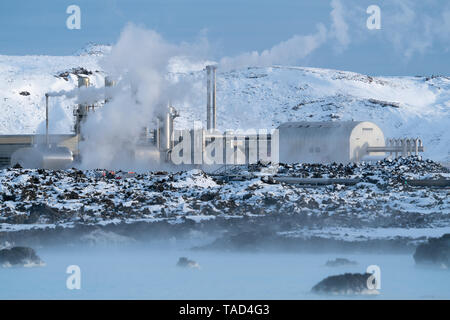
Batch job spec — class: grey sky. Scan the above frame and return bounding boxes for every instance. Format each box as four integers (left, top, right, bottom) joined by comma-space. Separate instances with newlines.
0, 0, 448, 76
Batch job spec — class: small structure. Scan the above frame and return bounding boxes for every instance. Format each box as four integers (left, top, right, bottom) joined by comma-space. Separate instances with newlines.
278, 121, 386, 164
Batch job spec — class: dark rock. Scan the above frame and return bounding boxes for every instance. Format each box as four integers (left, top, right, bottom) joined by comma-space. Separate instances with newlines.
56, 67, 93, 81
176, 257, 200, 269
242, 193, 252, 200
2, 193, 16, 201
19, 91, 30, 96
65, 191, 79, 200
414, 234, 450, 268
325, 258, 358, 267
21, 187, 37, 201
0, 247, 44, 267
26, 204, 61, 224
200, 192, 216, 201
312, 273, 378, 295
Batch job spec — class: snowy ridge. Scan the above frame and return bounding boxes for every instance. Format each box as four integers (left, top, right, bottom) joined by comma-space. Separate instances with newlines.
0, 54, 103, 134
73, 43, 112, 56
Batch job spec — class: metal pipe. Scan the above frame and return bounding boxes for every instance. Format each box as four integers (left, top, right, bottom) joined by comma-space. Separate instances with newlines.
395, 139, 399, 158
367, 146, 424, 153
212, 66, 216, 130
104, 76, 115, 103
45, 93, 49, 146
274, 177, 361, 185
405, 179, 450, 187
414, 138, 418, 155
206, 66, 211, 130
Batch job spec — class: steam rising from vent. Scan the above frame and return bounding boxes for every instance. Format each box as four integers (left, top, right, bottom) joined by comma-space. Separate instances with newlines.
78, 25, 211, 170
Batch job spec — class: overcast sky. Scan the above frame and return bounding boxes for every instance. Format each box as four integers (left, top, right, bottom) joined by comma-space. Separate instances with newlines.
0, 0, 449, 76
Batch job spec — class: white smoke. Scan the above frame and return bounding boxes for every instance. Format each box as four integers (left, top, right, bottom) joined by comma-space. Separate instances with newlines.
330, 0, 450, 61
78, 24, 210, 170
47, 86, 113, 106
219, 23, 328, 70
330, 0, 350, 52
385, 0, 450, 60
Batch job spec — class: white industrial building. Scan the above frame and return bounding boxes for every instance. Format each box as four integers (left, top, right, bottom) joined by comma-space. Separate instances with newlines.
0, 66, 425, 169
278, 121, 386, 164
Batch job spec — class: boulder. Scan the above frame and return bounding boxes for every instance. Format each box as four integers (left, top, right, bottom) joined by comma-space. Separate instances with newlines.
414, 234, 450, 269
325, 258, 358, 267
312, 273, 379, 295
0, 247, 45, 267
176, 257, 200, 269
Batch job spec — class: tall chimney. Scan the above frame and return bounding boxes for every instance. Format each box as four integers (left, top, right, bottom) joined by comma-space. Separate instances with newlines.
212, 66, 216, 130
206, 65, 217, 130
104, 76, 115, 103
75, 76, 90, 136
45, 93, 49, 146
206, 66, 211, 130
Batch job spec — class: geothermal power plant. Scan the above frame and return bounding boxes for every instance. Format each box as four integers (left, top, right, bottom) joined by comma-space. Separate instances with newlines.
0, 66, 424, 169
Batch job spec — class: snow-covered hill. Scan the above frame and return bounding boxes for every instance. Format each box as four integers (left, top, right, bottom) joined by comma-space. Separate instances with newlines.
0, 46, 449, 161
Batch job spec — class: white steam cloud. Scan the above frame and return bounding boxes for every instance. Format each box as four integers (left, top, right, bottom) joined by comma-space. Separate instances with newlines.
333, 0, 450, 61
384, 0, 450, 60
219, 23, 328, 70
78, 25, 210, 170
330, 0, 350, 52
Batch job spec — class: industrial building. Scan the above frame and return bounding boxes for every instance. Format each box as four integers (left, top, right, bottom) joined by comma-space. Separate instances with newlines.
0, 66, 424, 169
279, 121, 385, 163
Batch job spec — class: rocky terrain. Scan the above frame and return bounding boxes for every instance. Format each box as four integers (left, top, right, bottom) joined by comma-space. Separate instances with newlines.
0, 157, 448, 251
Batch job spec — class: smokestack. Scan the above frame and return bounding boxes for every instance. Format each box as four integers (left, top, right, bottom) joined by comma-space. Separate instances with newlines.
212, 66, 216, 130
45, 93, 49, 146
104, 76, 115, 103
205, 65, 217, 131
105, 76, 115, 87
75, 76, 90, 136
206, 66, 211, 130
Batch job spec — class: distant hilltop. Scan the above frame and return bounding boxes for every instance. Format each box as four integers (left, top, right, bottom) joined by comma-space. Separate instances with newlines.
73, 43, 112, 56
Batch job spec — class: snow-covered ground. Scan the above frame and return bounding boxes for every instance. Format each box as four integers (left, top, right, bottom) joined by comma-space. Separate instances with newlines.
0, 157, 448, 241
1, 45, 449, 162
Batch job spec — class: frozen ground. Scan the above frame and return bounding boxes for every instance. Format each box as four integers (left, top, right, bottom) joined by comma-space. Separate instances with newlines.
0, 45, 449, 161
0, 157, 448, 250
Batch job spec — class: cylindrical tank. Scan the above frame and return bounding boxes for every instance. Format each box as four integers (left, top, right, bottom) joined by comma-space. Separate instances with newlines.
278, 121, 385, 164
78, 76, 90, 88
10, 146, 73, 169
105, 76, 116, 87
